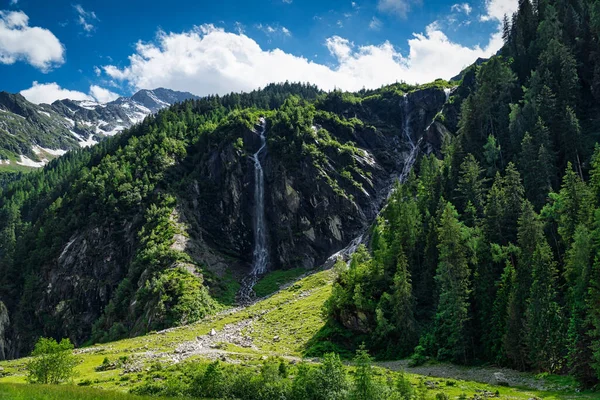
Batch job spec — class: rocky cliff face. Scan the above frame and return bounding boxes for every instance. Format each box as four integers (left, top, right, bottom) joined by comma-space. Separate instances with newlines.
180, 87, 451, 273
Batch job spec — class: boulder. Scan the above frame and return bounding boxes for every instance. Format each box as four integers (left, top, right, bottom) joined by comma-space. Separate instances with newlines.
490, 372, 509, 386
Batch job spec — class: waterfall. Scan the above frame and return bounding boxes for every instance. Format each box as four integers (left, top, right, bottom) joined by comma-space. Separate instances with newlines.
398, 94, 420, 183
239, 117, 269, 303
325, 89, 451, 267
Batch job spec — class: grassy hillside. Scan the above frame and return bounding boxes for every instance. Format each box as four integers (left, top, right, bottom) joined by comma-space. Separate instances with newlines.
0, 384, 188, 400
0, 270, 596, 399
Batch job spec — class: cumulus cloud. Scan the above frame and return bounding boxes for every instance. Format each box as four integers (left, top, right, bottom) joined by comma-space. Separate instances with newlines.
21, 82, 92, 104
451, 3, 472, 15
100, 23, 502, 95
9, 0, 18, 5
89, 85, 119, 102
20, 81, 119, 104
0, 10, 64, 71
481, 0, 518, 22
74, 4, 98, 34
377, 0, 421, 19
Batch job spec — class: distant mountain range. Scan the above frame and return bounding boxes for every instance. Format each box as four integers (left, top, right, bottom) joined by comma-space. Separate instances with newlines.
0, 88, 199, 168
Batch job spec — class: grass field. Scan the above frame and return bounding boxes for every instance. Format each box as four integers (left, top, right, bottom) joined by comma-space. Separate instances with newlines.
0, 383, 192, 400
253, 268, 307, 298
0, 270, 597, 399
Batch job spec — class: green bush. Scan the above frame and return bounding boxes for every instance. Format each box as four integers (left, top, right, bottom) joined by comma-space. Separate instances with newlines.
26, 337, 78, 384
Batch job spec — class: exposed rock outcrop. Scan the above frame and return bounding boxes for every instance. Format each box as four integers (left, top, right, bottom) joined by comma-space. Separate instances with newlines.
0, 301, 10, 361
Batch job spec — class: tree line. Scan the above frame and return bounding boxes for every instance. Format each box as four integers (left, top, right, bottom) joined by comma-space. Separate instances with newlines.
325, 0, 600, 387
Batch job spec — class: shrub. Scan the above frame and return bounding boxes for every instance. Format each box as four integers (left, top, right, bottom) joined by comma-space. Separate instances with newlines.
26, 337, 78, 384
395, 371, 415, 399
190, 361, 229, 399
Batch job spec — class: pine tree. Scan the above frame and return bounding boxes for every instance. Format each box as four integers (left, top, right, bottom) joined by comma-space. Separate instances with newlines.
564, 225, 596, 384
526, 238, 564, 372
519, 119, 554, 209
557, 164, 590, 247
350, 345, 381, 400
503, 200, 539, 370
391, 250, 417, 351
489, 253, 517, 363
483, 135, 502, 178
587, 209, 600, 382
456, 154, 488, 221
434, 202, 472, 363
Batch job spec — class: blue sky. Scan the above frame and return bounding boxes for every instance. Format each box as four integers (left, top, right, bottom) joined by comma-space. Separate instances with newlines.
0, 0, 517, 104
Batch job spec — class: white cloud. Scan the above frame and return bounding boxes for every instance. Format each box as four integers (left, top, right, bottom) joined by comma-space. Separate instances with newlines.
369, 17, 382, 30
257, 23, 290, 37
9, 0, 18, 5
100, 24, 501, 95
377, 0, 421, 19
89, 85, 119, 102
74, 4, 98, 34
20, 81, 120, 104
94, 66, 101, 76
451, 3, 472, 15
21, 82, 92, 104
0, 10, 64, 71
282, 0, 292, 3
234, 21, 244, 34
481, 0, 518, 22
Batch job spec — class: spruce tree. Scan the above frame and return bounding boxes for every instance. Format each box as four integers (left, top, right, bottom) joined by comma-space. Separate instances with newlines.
456, 154, 488, 221
564, 225, 596, 384
503, 200, 539, 370
434, 202, 472, 363
526, 238, 564, 372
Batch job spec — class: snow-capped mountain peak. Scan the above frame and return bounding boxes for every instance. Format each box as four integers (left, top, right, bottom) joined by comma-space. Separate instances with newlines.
0, 88, 199, 168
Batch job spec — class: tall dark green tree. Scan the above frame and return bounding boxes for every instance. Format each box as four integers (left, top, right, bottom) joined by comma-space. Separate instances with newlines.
564, 225, 596, 384
503, 201, 539, 370
525, 237, 564, 372
434, 202, 472, 363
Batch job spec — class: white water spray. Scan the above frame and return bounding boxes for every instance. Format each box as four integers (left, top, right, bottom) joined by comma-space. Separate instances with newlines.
239, 117, 269, 303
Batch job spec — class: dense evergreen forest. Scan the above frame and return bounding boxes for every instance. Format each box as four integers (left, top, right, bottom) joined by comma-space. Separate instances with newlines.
324, 0, 600, 387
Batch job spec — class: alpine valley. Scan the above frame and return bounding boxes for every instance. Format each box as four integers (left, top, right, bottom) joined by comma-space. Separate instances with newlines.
3, 0, 600, 398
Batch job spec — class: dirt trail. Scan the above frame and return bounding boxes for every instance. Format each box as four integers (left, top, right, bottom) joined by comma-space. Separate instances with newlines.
377, 360, 566, 392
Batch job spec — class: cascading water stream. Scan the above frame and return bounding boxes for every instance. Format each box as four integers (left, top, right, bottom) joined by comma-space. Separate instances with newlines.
398, 94, 419, 182
325, 89, 452, 267
239, 117, 269, 303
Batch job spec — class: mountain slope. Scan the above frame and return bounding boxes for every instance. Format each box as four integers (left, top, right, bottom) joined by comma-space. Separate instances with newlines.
0, 81, 450, 359
0, 88, 199, 168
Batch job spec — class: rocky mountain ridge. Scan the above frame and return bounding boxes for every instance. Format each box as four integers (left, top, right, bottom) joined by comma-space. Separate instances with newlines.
0, 88, 199, 167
